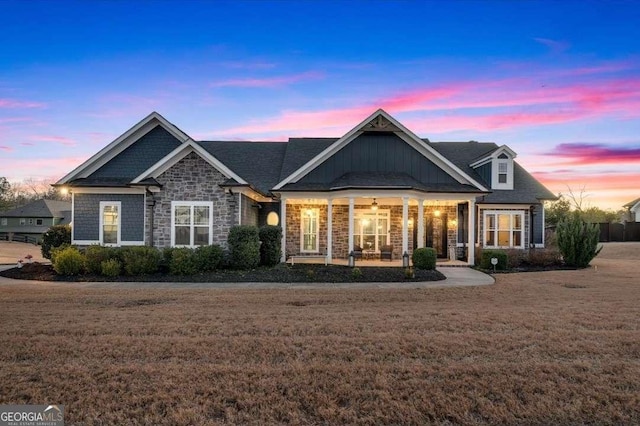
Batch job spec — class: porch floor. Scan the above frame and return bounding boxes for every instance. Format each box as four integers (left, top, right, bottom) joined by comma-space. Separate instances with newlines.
290, 258, 469, 267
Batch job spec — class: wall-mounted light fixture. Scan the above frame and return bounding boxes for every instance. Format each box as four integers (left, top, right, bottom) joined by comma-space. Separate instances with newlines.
371, 198, 378, 211
433, 210, 441, 217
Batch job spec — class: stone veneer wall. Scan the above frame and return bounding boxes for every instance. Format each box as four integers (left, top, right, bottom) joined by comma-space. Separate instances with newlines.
285, 203, 457, 260
148, 152, 237, 248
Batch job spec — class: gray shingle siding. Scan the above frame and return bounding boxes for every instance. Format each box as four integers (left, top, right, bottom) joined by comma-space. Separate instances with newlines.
73, 193, 144, 242
89, 125, 181, 180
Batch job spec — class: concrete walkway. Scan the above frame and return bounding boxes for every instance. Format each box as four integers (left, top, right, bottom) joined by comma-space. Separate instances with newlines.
0, 265, 493, 289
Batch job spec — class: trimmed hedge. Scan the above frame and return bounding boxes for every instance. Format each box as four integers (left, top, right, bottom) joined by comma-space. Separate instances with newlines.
412, 248, 437, 270
228, 225, 260, 269
101, 259, 121, 277
121, 246, 161, 275
168, 248, 198, 275
52, 246, 85, 276
194, 245, 224, 272
480, 249, 508, 270
85, 245, 119, 275
259, 225, 282, 266
41, 225, 71, 260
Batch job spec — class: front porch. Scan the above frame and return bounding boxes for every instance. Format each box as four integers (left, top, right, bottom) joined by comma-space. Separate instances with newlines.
290, 257, 469, 268
279, 193, 477, 266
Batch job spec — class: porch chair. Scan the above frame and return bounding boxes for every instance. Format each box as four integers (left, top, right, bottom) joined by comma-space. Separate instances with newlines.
380, 245, 393, 261
352, 244, 363, 260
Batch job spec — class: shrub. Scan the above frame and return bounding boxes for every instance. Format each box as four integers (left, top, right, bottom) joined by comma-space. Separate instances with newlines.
169, 248, 198, 275
480, 249, 508, 270
527, 248, 563, 267
41, 225, 71, 259
351, 267, 363, 280
412, 248, 437, 270
505, 249, 527, 269
121, 246, 161, 275
557, 215, 602, 268
50, 243, 71, 264
160, 247, 176, 272
101, 259, 121, 277
194, 245, 224, 272
53, 246, 85, 276
259, 225, 282, 266
85, 245, 118, 275
228, 225, 260, 269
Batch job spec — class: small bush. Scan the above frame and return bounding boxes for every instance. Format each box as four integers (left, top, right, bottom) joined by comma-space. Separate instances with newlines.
557, 215, 602, 268
528, 248, 563, 267
50, 243, 71, 265
101, 259, 121, 277
169, 248, 198, 275
53, 246, 85, 276
121, 246, 161, 275
259, 225, 282, 266
480, 249, 508, 270
404, 268, 415, 279
505, 249, 527, 269
41, 225, 71, 259
160, 247, 176, 273
194, 245, 224, 272
351, 267, 363, 280
412, 248, 437, 270
228, 225, 260, 269
85, 245, 118, 275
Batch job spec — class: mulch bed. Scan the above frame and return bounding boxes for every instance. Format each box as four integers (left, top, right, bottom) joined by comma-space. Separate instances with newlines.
0, 262, 445, 283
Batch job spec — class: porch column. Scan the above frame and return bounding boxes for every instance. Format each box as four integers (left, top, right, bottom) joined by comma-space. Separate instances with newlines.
348, 198, 354, 255
402, 196, 409, 254
417, 199, 425, 248
467, 199, 475, 265
326, 198, 333, 263
280, 198, 287, 263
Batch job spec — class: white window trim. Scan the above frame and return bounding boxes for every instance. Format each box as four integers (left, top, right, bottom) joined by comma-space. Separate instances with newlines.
0, 218, 7, 226
171, 201, 214, 248
492, 158, 514, 190
353, 209, 391, 252
19, 218, 25, 225
483, 210, 525, 249
36, 219, 43, 226
300, 208, 320, 253
99, 201, 122, 247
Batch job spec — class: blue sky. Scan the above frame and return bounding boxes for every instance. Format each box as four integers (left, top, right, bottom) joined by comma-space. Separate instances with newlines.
1, 0, 639, 208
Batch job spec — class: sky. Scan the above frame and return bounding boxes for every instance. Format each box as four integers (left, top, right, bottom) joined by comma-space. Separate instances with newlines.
1, 0, 639, 210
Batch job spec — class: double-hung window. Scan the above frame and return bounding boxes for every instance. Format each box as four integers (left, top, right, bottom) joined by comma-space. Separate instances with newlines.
484, 211, 524, 248
171, 201, 213, 247
498, 162, 508, 184
300, 208, 319, 252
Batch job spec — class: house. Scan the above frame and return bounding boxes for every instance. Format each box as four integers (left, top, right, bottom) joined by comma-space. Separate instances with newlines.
55, 109, 556, 265
0, 199, 71, 243
624, 198, 640, 222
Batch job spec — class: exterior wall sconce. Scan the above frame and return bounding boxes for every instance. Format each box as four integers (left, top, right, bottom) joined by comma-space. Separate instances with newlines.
402, 251, 410, 267
408, 218, 414, 227
450, 219, 457, 227
266, 211, 279, 226
371, 198, 378, 211
433, 210, 441, 217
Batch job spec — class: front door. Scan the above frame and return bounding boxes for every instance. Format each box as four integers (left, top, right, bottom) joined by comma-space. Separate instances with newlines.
425, 213, 448, 258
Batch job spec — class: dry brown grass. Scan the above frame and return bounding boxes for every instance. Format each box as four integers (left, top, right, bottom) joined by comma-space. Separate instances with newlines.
1, 243, 639, 425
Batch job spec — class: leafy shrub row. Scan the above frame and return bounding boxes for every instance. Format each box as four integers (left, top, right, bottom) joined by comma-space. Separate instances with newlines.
475, 247, 563, 270
41, 225, 71, 260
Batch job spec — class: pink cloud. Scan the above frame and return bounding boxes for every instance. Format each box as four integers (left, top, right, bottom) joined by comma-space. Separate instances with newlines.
533, 37, 570, 54
2, 156, 88, 181
19, 142, 35, 147
31, 135, 76, 146
0, 98, 46, 109
0, 145, 13, 152
210, 71, 324, 88
221, 60, 277, 70
544, 143, 640, 165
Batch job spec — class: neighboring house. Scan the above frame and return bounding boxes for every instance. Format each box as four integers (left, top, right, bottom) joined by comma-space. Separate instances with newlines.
0, 199, 71, 243
624, 198, 640, 222
55, 109, 556, 265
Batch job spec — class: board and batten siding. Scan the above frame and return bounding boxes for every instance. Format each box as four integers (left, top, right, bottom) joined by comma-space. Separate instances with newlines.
298, 132, 459, 186
73, 193, 145, 242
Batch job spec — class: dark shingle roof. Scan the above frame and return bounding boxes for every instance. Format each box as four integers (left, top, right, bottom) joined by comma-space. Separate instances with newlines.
197, 141, 288, 195
1, 199, 71, 218
624, 197, 640, 208
279, 138, 337, 181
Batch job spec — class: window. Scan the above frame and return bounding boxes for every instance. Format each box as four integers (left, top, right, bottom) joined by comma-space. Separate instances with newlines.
19, 218, 25, 226
0, 218, 6, 226
171, 201, 213, 247
498, 162, 508, 184
483, 211, 524, 248
353, 210, 390, 251
100, 201, 121, 246
28, 218, 34, 225
300, 208, 319, 252
36, 219, 43, 226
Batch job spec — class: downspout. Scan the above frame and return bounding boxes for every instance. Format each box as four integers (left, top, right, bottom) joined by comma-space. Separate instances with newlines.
529, 205, 535, 249
146, 189, 156, 247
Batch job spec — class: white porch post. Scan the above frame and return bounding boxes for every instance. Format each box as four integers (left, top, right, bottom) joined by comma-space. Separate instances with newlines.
326, 198, 333, 263
417, 199, 424, 248
280, 197, 287, 263
467, 199, 475, 265
402, 196, 409, 254
348, 198, 354, 255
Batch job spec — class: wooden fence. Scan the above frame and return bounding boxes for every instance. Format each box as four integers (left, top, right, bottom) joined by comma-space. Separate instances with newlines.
598, 222, 640, 242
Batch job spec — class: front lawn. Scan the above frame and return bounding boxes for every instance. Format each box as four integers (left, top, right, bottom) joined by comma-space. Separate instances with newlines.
0, 262, 445, 283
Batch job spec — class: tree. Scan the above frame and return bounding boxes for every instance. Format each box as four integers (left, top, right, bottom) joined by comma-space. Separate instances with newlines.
0, 177, 12, 211
545, 194, 572, 227
556, 214, 602, 268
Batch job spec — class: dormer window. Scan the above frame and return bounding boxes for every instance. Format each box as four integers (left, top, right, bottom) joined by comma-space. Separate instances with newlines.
498, 161, 508, 184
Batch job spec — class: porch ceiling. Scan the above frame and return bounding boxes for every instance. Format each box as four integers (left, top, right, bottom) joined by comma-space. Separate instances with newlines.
284, 197, 468, 206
